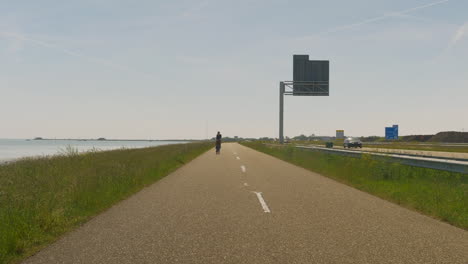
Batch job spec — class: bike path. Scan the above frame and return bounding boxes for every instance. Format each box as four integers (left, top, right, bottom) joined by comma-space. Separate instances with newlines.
24, 143, 468, 263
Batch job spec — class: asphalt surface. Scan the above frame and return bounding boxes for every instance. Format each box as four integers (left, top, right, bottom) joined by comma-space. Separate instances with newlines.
24, 143, 468, 264
334, 145, 468, 160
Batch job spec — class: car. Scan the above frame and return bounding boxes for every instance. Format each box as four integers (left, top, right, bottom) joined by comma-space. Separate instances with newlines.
344, 137, 362, 148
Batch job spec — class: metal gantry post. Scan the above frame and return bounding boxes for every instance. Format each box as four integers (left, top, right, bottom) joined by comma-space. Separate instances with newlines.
279, 82, 285, 144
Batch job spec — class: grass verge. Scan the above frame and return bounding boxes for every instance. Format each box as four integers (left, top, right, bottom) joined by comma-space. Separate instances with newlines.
0, 142, 212, 264
241, 142, 468, 230
294, 140, 468, 153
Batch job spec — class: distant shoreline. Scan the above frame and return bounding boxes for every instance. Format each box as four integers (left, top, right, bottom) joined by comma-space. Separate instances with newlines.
0, 158, 18, 165
30, 138, 196, 142
0, 140, 197, 165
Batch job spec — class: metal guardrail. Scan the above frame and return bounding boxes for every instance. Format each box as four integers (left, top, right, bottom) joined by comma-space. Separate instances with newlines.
309, 144, 468, 162
290, 145, 468, 174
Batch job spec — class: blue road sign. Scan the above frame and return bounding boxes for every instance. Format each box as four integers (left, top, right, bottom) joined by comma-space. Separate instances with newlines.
385, 125, 399, 140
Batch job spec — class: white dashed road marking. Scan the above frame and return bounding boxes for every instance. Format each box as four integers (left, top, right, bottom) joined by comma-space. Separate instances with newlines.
236, 157, 240, 160
241, 165, 246, 173
253, 192, 271, 213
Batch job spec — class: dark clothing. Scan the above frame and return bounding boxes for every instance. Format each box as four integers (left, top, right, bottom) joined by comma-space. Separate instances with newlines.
215, 133, 222, 154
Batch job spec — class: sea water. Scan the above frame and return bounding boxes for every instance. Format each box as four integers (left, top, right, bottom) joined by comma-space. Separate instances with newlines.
0, 139, 187, 162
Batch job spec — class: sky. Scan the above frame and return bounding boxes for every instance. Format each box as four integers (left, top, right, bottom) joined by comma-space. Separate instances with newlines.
1, 0, 467, 139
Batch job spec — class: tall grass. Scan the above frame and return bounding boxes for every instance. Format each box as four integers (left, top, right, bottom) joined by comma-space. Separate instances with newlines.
0, 142, 211, 264
242, 142, 468, 230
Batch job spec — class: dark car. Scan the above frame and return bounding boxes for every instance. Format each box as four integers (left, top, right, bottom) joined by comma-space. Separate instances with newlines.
344, 137, 362, 148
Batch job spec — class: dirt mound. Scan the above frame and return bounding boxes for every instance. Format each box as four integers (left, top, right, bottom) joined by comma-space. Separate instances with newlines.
401, 135, 433, 142
429, 131, 468, 143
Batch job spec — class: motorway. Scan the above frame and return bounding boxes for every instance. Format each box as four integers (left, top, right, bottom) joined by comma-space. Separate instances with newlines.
296, 144, 468, 174
24, 143, 468, 264
305, 144, 468, 160
345, 146, 468, 160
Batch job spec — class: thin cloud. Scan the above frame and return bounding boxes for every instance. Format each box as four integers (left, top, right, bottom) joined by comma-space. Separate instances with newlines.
378, 12, 434, 23
438, 21, 468, 56
180, 0, 211, 18
300, 0, 450, 39
450, 22, 468, 46
0, 1, 216, 74
0, 30, 150, 76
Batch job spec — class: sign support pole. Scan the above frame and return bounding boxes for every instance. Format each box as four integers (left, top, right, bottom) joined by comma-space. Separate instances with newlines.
278, 81, 329, 144
279, 82, 285, 144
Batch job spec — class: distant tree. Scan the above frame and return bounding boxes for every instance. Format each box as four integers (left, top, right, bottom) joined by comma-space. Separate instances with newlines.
293, 134, 308, 141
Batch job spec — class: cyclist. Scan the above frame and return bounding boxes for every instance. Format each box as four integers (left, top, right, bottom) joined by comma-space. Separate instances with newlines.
215, 131, 222, 154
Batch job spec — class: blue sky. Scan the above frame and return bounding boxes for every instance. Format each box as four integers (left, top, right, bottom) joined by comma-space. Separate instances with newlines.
1, 0, 467, 139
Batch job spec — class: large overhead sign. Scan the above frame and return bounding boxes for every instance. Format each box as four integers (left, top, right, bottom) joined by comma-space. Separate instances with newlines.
278, 55, 330, 144
293, 55, 329, 96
